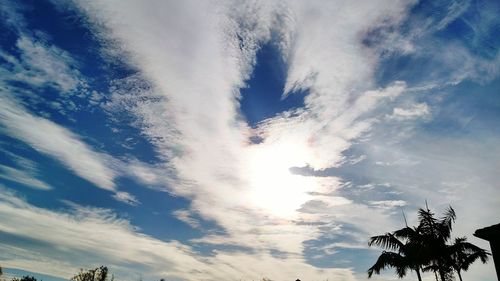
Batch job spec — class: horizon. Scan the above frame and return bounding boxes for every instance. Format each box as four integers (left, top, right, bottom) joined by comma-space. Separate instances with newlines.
0, 0, 499, 280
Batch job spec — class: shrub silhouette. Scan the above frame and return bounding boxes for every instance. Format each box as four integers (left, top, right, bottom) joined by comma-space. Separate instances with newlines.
12, 276, 38, 281
71, 266, 108, 281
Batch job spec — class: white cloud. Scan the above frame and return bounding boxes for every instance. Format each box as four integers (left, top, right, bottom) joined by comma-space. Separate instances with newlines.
119, 158, 177, 192
389, 103, 430, 120
0, 29, 158, 203
362, 0, 500, 87
14, 36, 84, 93
0, 2, 93, 120
0, 36, 85, 95
283, 1, 410, 96
438, 43, 500, 85
0, 164, 51, 191
0, 150, 51, 190
112, 192, 140, 206
434, 0, 470, 31
0, 1, 28, 32
172, 209, 200, 229
369, 200, 407, 210
0, 95, 116, 191
0, 95, 156, 205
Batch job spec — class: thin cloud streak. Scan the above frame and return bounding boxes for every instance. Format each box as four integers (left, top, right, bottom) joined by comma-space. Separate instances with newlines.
0, 164, 51, 191
0, 95, 116, 191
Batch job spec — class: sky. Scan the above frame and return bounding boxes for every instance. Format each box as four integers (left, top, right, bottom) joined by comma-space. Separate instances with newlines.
0, 0, 499, 280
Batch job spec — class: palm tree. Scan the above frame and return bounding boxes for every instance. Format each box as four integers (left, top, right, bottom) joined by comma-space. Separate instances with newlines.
368, 231, 424, 281
448, 237, 489, 281
417, 205, 456, 281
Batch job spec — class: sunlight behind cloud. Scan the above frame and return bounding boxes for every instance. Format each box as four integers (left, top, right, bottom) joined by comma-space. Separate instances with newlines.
244, 140, 318, 218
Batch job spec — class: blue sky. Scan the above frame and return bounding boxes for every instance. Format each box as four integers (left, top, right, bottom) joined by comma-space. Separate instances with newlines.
0, 0, 499, 280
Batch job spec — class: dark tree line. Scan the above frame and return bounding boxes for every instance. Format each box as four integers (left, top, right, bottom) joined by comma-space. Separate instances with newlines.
0, 267, 109, 281
0, 266, 170, 281
367, 205, 489, 281
0, 271, 39, 281
71, 266, 110, 281
12, 277, 38, 281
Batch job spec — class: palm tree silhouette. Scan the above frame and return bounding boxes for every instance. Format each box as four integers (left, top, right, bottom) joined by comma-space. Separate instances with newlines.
368, 205, 489, 281
447, 237, 489, 281
368, 228, 425, 281
417, 206, 456, 281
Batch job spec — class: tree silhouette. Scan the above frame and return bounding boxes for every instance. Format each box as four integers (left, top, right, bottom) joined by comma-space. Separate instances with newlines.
71, 266, 108, 281
368, 205, 489, 281
12, 276, 38, 281
417, 206, 456, 281
368, 230, 424, 281
447, 237, 489, 281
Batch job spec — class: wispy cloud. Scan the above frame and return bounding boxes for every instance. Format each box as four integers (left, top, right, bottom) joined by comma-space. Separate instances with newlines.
12, 36, 85, 93
0, 150, 51, 190
0, 6, 154, 204
0, 165, 51, 191
0, 95, 116, 191
172, 209, 200, 229
0, 94, 158, 205
0, 1, 90, 118
0, 2, 85, 95
0, 189, 355, 281
388, 103, 430, 121
112, 192, 140, 206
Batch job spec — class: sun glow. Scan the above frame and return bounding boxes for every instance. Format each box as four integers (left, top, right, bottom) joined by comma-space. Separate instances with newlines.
244, 140, 320, 218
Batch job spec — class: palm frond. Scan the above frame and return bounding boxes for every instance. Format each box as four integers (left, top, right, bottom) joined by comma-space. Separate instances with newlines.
450, 237, 489, 255
449, 236, 490, 272
418, 208, 438, 234
369, 233, 404, 251
393, 227, 419, 241
422, 264, 439, 273
438, 206, 456, 240
462, 250, 489, 270
367, 251, 407, 278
